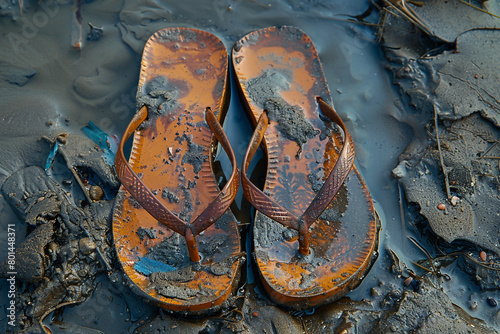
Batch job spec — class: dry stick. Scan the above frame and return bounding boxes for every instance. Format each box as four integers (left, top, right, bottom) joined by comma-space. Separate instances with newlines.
384, 0, 433, 36
300, 317, 309, 334
249, 0, 270, 8
408, 236, 438, 275
478, 141, 499, 159
377, 9, 388, 43
458, 0, 500, 20
80, 219, 112, 272
434, 106, 452, 201
434, 252, 500, 271
412, 261, 433, 273
315, 14, 381, 27
398, 183, 407, 250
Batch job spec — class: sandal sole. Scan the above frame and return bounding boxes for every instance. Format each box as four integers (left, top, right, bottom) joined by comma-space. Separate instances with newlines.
233, 26, 380, 310
113, 28, 242, 314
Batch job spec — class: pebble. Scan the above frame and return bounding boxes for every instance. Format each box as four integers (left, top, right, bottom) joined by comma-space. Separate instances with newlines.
450, 196, 459, 206
487, 297, 498, 307
480, 251, 487, 262
437, 203, 446, 210
89, 185, 104, 201
252, 311, 259, 317
404, 277, 413, 287
79, 237, 97, 256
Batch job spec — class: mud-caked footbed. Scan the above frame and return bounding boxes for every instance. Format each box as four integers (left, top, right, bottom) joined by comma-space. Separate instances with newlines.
112, 28, 242, 314
233, 26, 379, 310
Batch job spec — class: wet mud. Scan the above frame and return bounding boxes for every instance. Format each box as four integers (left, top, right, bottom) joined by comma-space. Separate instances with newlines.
0, 160, 115, 332
246, 69, 321, 150
379, 0, 500, 330
1, 0, 500, 333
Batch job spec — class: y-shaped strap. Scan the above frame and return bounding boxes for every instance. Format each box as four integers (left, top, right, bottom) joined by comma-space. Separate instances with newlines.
241, 97, 355, 255
115, 106, 239, 262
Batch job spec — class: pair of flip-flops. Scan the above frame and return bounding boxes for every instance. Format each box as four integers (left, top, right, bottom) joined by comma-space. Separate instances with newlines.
112, 26, 379, 314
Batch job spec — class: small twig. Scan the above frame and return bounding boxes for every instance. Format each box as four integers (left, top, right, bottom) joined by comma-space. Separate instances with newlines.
300, 317, 309, 334
80, 219, 112, 272
412, 261, 433, 273
383, 0, 433, 36
458, 0, 500, 20
249, 0, 270, 8
471, 60, 481, 69
433, 252, 500, 271
433, 106, 452, 200
478, 141, 499, 160
377, 9, 388, 43
398, 183, 407, 249
409, 236, 438, 275
313, 14, 381, 27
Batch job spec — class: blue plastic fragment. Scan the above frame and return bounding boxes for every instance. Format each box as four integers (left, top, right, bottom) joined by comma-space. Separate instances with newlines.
81, 121, 118, 165
305, 308, 316, 315
133, 257, 177, 276
44, 141, 58, 175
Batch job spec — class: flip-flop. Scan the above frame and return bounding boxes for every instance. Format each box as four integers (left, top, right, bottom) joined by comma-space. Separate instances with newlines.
113, 28, 243, 314
232, 26, 379, 310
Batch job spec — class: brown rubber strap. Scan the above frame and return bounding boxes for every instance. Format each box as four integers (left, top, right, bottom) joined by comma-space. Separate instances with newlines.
300, 97, 355, 227
241, 111, 301, 231
115, 106, 188, 236
115, 106, 239, 260
241, 97, 355, 254
190, 107, 239, 235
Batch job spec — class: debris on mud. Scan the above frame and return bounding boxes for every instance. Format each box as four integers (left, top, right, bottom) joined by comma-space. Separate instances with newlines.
380, 0, 500, 276
375, 0, 500, 330
0, 135, 118, 333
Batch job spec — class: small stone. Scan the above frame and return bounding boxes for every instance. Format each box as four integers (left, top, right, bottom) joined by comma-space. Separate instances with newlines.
487, 297, 498, 307
469, 301, 478, 310
87, 23, 103, 42
437, 203, 446, 210
480, 251, 487, 262
252, 311, 259, 317
404, 277, 413, 287
57, 136, 67, 144
79, 238, 97, 256
450, 196, 459, 206
89, 185, 104, 201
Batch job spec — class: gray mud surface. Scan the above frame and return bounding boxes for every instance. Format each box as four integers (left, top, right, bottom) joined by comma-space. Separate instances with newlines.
1, 0, 500, 333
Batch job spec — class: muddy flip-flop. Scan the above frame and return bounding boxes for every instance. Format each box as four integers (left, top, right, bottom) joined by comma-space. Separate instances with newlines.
112, 28, 243, 314
232, 26, 379, 310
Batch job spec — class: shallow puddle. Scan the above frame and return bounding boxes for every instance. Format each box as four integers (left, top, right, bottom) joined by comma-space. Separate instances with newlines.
0, 0, 498, 332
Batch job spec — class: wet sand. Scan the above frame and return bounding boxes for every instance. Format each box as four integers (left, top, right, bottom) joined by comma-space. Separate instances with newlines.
0, 0, 499, 333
